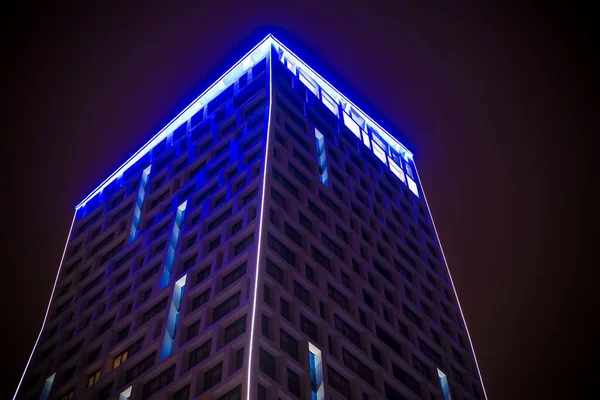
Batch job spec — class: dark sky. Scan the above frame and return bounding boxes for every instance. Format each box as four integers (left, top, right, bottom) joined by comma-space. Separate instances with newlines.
2, 1, 593, 399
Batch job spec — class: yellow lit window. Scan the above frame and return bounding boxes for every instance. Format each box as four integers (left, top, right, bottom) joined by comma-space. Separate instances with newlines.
87, 369, 101, 387
113, 351, 128, 369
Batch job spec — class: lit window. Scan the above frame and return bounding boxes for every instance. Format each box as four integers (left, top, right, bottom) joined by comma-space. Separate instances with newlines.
87, 370, 101, 387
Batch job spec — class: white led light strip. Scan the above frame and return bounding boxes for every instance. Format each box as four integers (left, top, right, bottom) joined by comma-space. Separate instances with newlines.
245, 47, 274, 400
415, 165, 489, 400
13, 213, 77, 400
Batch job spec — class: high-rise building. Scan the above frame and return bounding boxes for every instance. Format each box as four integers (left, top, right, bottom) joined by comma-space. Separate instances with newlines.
15, 35, 487, 400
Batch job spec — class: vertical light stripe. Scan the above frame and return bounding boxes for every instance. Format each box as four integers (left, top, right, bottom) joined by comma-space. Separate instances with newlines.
13, 213, 76, 400
159, 201, 188, 289
415, 165, 488, 400
129, 165, 152, 242
246, 49, 274, 400
160, 274, 187, 359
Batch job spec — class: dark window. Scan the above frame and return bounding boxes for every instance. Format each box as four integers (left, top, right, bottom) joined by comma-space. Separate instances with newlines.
203, 362, 223, 391
300, 314, 318, 342
343, 348, 374, 386
212, 292, 241, 322
173, 385, 190, 400
311, 246, 331, 272
288, 368, 301, 398
328, 283, 350, 312
125, 352, 156, 383
281, 298, 291, 321
266, 258, 284, 284
334, 315, 360, 347
224, 315, 247, 345
222, 262, 247, 290
259, 348, 276, 379
233, 233, 254, 256
376, 325, 403, 356
268, 233, 296, 266
280, 329, 299, 360
262, 314, 270, 339
189, 339, 212, 369
284, 222, 302, 247
192, 289, 210, 310
293, 281, 310, 307
142, 365, 175, 400
391, 363, 421, 395
298, 212, 312, 231
327, 366, 351, 399
187, 320, 201, 341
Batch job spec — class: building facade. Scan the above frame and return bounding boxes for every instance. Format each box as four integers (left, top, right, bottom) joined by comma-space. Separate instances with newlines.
15, 36, 487, 400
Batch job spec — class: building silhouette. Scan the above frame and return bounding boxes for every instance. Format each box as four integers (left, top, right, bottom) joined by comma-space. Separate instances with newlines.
16, 35, 487, 400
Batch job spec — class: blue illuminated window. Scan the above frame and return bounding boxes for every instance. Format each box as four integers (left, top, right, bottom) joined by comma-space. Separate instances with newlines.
438, 368, 453, 400
159, 201, 187, 289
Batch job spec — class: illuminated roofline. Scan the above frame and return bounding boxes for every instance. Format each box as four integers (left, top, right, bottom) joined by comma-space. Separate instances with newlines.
76, 34, 413, 210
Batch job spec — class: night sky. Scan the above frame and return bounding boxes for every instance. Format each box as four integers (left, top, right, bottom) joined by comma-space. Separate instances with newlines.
3, 2, 593, 399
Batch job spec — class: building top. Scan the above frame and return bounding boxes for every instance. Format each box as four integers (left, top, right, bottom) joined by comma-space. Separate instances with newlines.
76, 34, 414, 211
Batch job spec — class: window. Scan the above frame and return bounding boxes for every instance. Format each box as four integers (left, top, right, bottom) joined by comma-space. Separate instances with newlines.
334, 315, 360, 347
328, 283, 350, 312
262, 314, 270, 339
392, 363, 421, 395
403, 304, 422, 329
218, 385, 242, 400
372, 344, 382, 365
88, 346, 102, 364
343, 348, 374, 386
293, 281, 310, 307
187, 320, 201, 341
268, 233, 296, 266
376, 325, 402, 357
212, 292, 241, 322
311, 246, 331, 272
234, 347, 244, 371
142, 365, 175, 400
300, 314, 318, 342
173, 385, 190, 400
321, 233, 343, 259
233, 233, 254, 256
284, 222, 302, 246
59, 390, 74, 400
327, 366, 350, 399
280, 329, 299, 360
259, 348, 276, 379
125, 352, 156, 383
189, 339, 212, 369
413, 356, 431, 380
196, 265, 211, 285
221, 262, 247, 290
192, 289, 210, 311
87, 369, 101, 387
305, 264, 315, 282
263, 284, 271, 305
281, 298, 291, 321
266, 258, 284, 284
203, 362, 223, 391
224, 315, 247, 345
142, 298, 168, 323
288, 368, 301, 398
299, 212, 312, 231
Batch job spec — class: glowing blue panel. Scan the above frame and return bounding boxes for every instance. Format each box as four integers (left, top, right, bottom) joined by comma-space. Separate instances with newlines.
128, 165, 152, 242
308, 343, 325, 400
343, 112, 361, 137
161, 274, 187, 359
159, 201, 187, 289
39, 373, 55, 400
438, 368, 453, 400
314, 128, 329, 187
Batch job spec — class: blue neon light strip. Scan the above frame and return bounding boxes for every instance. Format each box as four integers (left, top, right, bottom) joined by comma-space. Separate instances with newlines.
160, 274, 187, 359
39, 373, 55, 400
76, 34, 415, 210
128, 165, 152, 242
438, 368, 453, 400
314, 128, 329, 187
159, 201, 187, 289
